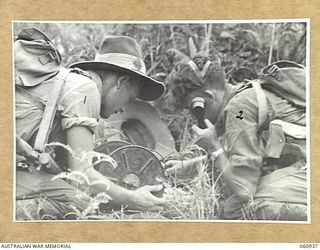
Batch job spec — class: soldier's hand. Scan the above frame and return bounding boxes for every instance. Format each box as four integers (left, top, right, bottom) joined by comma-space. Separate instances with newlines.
192, 119, 219, 149
128, 185, 166, 212
165, 158, 195, 174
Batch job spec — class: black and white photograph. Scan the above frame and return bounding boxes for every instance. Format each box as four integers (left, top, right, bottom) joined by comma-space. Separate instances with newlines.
13, 20, 309, 222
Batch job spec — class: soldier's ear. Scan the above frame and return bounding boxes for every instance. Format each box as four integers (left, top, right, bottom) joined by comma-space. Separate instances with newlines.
203, 89, 220, 106
203, 89, 215, 101
116, 75, 130, 89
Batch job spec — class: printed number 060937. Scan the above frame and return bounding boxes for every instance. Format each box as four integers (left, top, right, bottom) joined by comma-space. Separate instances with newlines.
300, 244, 318, 248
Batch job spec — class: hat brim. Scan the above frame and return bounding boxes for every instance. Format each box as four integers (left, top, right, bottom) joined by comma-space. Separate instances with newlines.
70, 61, 165, 101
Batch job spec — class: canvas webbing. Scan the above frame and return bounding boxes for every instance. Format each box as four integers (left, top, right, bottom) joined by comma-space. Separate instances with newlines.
251, 80, 268, 128
33, 68, 70, 152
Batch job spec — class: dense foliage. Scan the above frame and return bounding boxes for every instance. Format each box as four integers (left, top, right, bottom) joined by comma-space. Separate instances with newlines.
14, 22, 306, 149
14, 22, 307, 220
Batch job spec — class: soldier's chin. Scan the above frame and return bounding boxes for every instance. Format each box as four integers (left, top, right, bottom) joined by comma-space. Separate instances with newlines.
101, 108, 124, 118
100, 109, 114, 119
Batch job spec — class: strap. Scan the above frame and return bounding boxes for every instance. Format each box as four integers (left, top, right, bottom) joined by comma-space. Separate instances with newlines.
251, 80, 268, 128
38, 50, 61, 65
33, 69, 70, 152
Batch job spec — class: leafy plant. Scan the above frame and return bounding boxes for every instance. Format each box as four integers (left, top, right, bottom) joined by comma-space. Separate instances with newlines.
14, 22, 306, 220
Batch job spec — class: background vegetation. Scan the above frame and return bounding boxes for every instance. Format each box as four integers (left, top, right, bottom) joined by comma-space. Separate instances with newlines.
14, 21, 306, 150
14, 22, 306, 220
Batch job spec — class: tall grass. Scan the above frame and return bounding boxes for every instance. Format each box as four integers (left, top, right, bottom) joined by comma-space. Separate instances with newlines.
16, 119, 227, 221
163, 160, 222, 220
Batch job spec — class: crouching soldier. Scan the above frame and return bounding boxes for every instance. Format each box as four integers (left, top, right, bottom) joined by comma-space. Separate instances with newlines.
166, 53, 307, 221
15, 28, 166, 219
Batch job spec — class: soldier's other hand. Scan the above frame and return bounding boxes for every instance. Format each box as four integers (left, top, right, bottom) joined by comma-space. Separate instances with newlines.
165, 159, 193, 174
128, 185, 166, 212
192, 119, 216, 138
192, 119, 219, 148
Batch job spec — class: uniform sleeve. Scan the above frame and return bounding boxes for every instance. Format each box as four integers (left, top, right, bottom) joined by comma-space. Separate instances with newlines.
59, 80, 101, 133
223, 90, 264, 201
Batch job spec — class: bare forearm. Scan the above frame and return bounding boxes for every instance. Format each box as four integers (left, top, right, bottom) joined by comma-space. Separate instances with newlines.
211, 140, 228, 173
65, 126, 132, 204
65, 126, 165, 211
84, 167, 133, 205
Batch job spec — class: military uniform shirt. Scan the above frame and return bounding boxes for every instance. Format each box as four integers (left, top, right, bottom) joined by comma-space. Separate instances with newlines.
216, 85, 306, 198
16, 70, 101, 144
